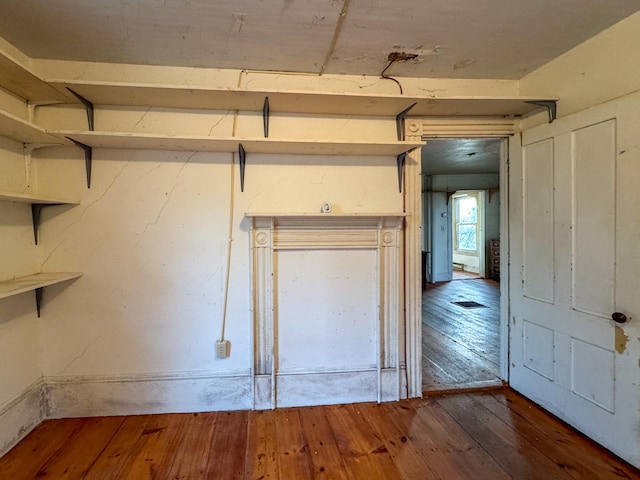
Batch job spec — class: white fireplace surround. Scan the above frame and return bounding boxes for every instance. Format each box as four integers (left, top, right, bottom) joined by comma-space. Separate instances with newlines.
246, 213, 406, 409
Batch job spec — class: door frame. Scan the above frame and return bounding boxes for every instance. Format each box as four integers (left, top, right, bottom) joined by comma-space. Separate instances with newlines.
404, 117, 515, 396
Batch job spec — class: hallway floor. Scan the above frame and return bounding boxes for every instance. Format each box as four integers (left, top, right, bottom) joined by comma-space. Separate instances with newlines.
422, 278, 502, 392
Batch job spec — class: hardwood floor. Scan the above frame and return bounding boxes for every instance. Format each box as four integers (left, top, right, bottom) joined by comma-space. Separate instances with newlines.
422, 278, 502, 392
1, 389, 637, 479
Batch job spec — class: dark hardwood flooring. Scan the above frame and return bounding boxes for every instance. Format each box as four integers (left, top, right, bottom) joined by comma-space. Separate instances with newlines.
1, 389, 638, 479
423, 278, 502, 392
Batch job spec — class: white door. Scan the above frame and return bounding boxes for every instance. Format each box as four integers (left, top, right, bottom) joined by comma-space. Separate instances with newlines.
509, 92, 640, 466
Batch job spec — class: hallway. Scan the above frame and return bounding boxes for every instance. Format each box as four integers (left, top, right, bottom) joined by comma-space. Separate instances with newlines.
422, 279, 502, 392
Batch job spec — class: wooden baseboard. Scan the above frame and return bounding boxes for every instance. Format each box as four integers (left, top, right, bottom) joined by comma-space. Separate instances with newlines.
0, 380, 44, 457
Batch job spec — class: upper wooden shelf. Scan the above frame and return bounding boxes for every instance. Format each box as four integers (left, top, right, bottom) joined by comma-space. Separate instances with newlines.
0, 191, 78, 205
53, 80, 553, 117
55, 130, 424, 156
0, 272, 81, 300
0, 109, 64, 144
0, 50, 67, 102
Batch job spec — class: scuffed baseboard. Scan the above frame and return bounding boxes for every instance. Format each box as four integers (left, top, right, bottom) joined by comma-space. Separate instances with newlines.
0, 379, 45, 458
43, 371, 253, 419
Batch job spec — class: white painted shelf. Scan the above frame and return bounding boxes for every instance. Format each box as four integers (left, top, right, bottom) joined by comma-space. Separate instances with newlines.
0, 191, 78, 205
0, 272, 82, 300
53, 80, 552, 117
55, 131, 423, 156
0, 109, 63, 144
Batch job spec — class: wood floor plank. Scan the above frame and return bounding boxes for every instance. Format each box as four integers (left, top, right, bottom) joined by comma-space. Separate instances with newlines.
327, 403, 403, 479
436, 393, 578, 480
356, 401, 440, 480
161, 412, 218, 480
410, 397, 511, 479
486, 391, 640, 480
84, 415, 153, 480
423, 278, 501, 391
0, 417, 86, 479
298, 405, 350, 479
274, 408, 313, 480
244, 410, 278, 480
204, 410, 249, 480
118, 413, 188, 480
34, 416, 125, 479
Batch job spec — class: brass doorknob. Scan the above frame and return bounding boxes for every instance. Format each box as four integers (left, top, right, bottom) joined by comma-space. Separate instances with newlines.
612, 312, 628, 324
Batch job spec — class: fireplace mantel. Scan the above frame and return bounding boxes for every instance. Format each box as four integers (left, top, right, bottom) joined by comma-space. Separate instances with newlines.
247, 212, 406, 409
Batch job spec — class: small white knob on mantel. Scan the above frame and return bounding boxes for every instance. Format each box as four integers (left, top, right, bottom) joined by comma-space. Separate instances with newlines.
321, 202, 332, 213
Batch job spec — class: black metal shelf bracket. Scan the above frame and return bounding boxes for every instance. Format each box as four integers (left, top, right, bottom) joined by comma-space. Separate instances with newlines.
525, 100, 557, 123
239, 143, 246, 192
34, 287, 43, 318
263, 97, 270, 138
66, 137, 93, 188
66, 88, 95, 131
31, 203, 64, 245
396, 148, 417, 193
396, 102, 417, 141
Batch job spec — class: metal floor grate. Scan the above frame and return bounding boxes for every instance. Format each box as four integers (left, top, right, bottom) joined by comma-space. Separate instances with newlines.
452, 301, 487, 309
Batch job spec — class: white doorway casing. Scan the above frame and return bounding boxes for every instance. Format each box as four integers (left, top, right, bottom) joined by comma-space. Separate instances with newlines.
406, 117, 514, 384
248, 213, 405, 409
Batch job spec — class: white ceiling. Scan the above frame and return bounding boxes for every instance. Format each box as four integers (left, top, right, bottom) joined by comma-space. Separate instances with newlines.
422, 139, 501, 175
0, 0, 638, 79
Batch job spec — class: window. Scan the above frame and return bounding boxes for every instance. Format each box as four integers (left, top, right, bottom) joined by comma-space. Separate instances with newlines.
453, 193, 479, 254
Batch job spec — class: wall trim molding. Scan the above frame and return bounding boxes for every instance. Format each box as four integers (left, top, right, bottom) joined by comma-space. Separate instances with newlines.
43, 371, 253, 419
0, 379, 44, 458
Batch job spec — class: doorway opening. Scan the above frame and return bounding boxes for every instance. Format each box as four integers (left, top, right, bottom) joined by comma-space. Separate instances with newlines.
421, 138, 504, 393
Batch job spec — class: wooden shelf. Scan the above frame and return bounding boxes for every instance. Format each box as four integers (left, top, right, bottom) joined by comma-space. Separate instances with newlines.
0, 109, 63, 144
53, 80, 554, 117
0, 272, 82, 316
56, 131, 423, 156
0, 191, 78, 205
0, 272, 81, 300
0, 49, 67, 102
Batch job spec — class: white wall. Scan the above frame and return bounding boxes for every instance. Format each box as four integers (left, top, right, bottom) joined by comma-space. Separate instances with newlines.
521, 11, 640, 123
0, 101, 46, 453
21, 103, 403, 416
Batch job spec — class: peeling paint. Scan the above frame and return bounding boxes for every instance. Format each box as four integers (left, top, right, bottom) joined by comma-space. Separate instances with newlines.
453, 59, 476, 70
614, 326, 629, 354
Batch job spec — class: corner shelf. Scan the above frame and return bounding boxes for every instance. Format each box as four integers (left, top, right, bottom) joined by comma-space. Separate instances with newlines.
55, 130, 423, 156
0, 109, 63, 144
0, 272, 82, 317
0, 191, 79, 245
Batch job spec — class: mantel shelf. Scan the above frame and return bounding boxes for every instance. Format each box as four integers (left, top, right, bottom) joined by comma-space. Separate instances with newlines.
245, 212, 407, 218
0, 109, 63, 144
55, 131, 423, 156
0, 272, 82, 317
53, 80, 555, 117
0, 191, 78, 205
245, 212, 406, 230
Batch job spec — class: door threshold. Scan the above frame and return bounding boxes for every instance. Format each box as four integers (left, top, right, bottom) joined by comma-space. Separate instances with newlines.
422, 379, 507, 397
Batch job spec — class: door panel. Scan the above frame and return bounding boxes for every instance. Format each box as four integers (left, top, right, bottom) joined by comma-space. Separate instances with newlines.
572, 120, 616, 316
523, 138, 555, 303
510, 92, 640, 467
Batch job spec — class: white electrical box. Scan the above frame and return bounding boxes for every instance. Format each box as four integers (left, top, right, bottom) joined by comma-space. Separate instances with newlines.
216, 340, 230, 359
